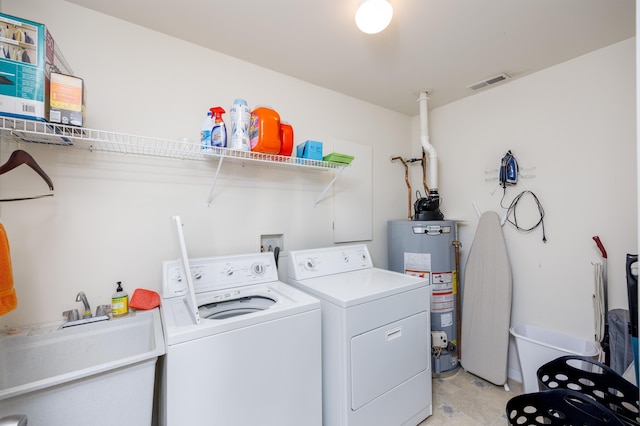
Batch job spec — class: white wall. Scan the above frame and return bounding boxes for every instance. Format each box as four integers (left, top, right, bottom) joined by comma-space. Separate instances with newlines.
0, 0, 412, 326
423, 38, 637, 380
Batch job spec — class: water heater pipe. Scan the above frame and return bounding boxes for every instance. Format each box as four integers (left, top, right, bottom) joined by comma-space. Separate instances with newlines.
418, 91, 437, 191
391, 156, 413, 219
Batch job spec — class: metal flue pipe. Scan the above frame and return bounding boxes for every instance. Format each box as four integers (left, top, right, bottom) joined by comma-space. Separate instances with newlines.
418, 91, 437, 192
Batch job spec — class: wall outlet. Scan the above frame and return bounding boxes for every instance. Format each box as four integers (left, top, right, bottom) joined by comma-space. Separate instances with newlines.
260, 234, 283, 253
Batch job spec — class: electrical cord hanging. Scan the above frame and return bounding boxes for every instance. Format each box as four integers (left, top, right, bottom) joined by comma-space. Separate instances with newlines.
501, 189, 547, 242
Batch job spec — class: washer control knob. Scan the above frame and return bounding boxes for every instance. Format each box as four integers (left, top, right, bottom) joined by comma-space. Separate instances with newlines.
170, 270, 182, 283
304, 258, 316, 271
253, 263, 265, 275
342, 253, 350, 263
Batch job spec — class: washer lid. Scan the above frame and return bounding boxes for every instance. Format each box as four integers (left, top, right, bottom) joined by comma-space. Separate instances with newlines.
172, 216, 201, 324
288, 268, 428, 307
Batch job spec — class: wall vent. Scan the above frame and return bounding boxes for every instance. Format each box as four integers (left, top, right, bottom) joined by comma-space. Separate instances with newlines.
467, 73, 511, 91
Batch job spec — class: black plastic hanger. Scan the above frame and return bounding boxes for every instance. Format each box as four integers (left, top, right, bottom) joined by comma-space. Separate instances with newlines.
0, 149, 54, 197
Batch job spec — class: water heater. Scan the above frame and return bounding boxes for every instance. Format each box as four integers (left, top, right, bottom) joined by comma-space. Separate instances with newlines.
388, 219, 459, 375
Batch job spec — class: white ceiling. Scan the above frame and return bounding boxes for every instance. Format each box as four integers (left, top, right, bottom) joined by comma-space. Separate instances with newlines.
66, 0, 635, 116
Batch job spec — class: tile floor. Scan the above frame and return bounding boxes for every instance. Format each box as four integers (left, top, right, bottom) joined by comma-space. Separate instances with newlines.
420, 367, 523, 425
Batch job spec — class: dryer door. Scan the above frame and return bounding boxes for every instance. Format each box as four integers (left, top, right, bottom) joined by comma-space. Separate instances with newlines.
350, 311, 429, 410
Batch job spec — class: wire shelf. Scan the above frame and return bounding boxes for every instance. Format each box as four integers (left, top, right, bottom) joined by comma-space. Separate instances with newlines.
0, 117, 344, 171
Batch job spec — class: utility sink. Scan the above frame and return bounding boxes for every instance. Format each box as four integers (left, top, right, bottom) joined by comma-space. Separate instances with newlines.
0, 309, 165, 426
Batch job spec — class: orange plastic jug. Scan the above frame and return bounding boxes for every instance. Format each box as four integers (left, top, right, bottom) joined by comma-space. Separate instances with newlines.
249, 107, 281, 154
279, 123, 294, 156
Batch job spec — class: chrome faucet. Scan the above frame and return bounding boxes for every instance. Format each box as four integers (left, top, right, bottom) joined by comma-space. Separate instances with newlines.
76, 291, 92, 318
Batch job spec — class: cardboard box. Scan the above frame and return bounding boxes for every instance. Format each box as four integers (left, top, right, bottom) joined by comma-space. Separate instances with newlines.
0, 13, 75, 122
49, 72, 84, 126
296, 140, 323, 160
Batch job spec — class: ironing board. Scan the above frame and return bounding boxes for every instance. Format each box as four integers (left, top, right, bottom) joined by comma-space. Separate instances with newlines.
461, 211, 512, 386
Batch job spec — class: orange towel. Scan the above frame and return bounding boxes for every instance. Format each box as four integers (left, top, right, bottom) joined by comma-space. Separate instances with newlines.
0, 223, 16, 316
129, 288, 160, 310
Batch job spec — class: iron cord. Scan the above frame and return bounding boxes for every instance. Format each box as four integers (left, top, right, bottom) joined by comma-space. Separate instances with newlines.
501, 189, 547, 242
0, 193, 54, 202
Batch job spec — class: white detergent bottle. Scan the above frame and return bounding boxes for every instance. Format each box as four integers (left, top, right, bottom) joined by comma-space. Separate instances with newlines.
200, 110, 213, 151
229, 98, 251, 151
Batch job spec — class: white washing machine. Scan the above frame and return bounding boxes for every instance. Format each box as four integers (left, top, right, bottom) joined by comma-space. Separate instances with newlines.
287, 244, 432, 426
160, 251, 322, 425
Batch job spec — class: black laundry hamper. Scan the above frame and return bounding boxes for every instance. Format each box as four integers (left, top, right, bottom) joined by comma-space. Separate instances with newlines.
506, 389, 625, 426
536, 355, 639, 426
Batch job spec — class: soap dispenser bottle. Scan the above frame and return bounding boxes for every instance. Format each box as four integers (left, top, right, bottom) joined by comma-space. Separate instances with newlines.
111, 281, 129, 317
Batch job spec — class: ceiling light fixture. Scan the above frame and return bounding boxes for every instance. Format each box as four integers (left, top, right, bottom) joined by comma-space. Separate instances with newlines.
355, 0, 393, 34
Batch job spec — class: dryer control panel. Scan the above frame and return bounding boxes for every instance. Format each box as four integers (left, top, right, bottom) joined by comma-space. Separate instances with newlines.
163, 252, 279, 298
288, 244, 373, 280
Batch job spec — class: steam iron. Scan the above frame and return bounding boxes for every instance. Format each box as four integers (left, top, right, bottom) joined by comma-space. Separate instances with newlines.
499, 150, 518, 188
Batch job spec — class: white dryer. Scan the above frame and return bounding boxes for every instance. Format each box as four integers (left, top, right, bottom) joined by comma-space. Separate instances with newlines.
287, 244, 432, 426
160, 251, 322, 426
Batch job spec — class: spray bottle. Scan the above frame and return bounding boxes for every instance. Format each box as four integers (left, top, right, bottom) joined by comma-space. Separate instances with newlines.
210, 107, 227, 148
200, 110, 213, 151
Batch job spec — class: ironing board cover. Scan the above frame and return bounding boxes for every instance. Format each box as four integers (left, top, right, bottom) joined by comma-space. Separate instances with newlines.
461, 211, 512, 385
